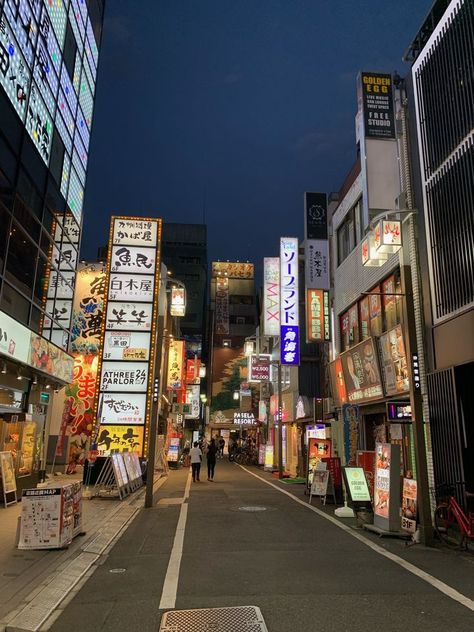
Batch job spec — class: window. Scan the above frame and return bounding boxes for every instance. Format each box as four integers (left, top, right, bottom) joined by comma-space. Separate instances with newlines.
0, 283, 30, 326
229, 295, 254, 305
337, 207, 356, 265
5, 223, 38, 298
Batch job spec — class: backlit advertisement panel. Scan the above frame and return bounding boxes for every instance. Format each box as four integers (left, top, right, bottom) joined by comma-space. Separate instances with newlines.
263, 257, 280, 336
108, 274, 154, 302
100, 362, 148, 393
99, 393, 147, 425
110, 245, 156, 275
340, 338, 383, 403
167, 340, 185, 390
306, 289, 330, 342
280, 238, 299, 365
103, 331, 150, 362
105, 302, 152, 331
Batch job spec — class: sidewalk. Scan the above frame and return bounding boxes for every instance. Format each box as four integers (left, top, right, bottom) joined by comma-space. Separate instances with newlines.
0, 472, 150, 632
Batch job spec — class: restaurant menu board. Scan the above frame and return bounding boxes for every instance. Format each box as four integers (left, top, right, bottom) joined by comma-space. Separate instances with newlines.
311, 470, 330, 497
123, 452, 142, 482
111, 453, 129, 489
401, 478, 418, 533
322, 457, 343, 492
343, 467, 372, 503
374, 442, 401, 532
0, 451, 17, 495
18, 483, 83, 550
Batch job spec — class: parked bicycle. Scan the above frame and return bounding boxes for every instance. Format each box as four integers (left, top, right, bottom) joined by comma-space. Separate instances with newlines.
433, 482, 474, 551
234, 447, 258, 466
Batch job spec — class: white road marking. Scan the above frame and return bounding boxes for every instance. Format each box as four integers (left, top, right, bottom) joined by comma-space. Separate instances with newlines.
159, 471, 192, 610
238, 464, 474, 613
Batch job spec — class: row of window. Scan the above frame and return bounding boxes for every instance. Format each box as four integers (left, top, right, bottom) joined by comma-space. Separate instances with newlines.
339, 272, 402, 352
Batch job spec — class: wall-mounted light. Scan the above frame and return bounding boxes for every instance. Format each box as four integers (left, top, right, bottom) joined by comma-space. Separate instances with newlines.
199, 365, 206, 378
32, 375, 38, 385
222, 339, 231, 348
1, 362, 6, 374
233, 390, 240, 401
16, 369, 22, 381
200, 394, 207, 403
45, 383, 51, 389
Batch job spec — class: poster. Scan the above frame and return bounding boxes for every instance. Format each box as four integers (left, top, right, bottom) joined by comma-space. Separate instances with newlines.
340, 339, 383, 403
374, 443, 391, 519
342, 404, 359, 466
401, 478, 418, 533
167, 437, 180, 462
97, 425, 144, 455
379, 325, 409, 395
307, 438, 331, 488
329, 358, 347, 407
311, 470, 330, 497
0, 451, 17, 495
170, 288, 186, 317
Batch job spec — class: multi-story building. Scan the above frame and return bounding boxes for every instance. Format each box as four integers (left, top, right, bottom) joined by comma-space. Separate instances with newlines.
160, 223, 208, 363
405, 0, 474, 494
0, 1, 105, 492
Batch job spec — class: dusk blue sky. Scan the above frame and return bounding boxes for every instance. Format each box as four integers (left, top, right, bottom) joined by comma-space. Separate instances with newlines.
82, 0, 429, 269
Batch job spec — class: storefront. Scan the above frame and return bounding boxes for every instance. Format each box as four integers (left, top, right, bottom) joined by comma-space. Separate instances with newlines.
0, 310, 74, 501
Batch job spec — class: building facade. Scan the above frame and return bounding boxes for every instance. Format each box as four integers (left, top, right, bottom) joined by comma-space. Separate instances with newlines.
0, 0, 105, 493
406, 0, 474, 494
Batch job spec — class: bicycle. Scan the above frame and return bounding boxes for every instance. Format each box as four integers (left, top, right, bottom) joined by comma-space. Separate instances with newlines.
433, 482, 474, 551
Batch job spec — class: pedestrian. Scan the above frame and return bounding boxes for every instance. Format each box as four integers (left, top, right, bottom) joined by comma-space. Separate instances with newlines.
207, 438, 218, 481
190, 441, 202, 482
219, 436, 225, 458
228, 437, 235, 461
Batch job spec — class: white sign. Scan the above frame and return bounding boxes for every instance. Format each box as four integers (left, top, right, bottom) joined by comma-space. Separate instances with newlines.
263, 257, 280, 336
233, 411, 257, 425
185, 384, 200, 419
103, 331, 150, 361
0, 311, 31, 364
47, 271, 75, 299
44, 299, 72, 329
100, 393, 147, 425
110, 245, 156, 274
112, 219, 158, 246
305, 239, 329, 290
280, 238, 299, 327
108, 274, 154, 302
105, 302, 152, 331
170, 287, 186, 317
100, 362, 148, 392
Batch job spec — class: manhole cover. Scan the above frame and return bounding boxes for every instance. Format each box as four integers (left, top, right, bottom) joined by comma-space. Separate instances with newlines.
109, 568, 126, 574
239, 506, 267, 512
159, 606, 268, 631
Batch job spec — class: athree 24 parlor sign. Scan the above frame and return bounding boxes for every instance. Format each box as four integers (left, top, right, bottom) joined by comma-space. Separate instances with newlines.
94, 217, 162, 457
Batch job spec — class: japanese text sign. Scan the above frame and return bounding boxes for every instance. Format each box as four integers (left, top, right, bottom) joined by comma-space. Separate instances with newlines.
263, 258, 280, 336
280, 237, 299, 365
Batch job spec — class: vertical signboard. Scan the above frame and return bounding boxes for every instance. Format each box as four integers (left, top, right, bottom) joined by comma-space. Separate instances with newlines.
306, 289, 330, 342
167, 340, 185, 390
94, 217, 162, 457
263, 257, 280, 336
305, 240, 329, 290
304, 193, 328, 240
280, 237, 299, 366
374, 442, 401, 532
215, 277, 229, 334
359, 72, 395, 140
70, 262, 106, 354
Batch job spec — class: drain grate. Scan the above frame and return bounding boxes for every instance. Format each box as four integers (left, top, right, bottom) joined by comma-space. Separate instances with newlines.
159, 605, 268, 631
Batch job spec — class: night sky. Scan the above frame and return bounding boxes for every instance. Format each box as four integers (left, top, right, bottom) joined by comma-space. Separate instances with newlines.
82, 0, 428, 273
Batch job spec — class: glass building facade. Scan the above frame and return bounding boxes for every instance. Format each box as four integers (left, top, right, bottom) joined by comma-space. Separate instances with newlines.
0, 0, 105, 348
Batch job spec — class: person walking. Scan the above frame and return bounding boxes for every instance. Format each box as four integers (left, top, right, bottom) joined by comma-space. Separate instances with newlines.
190, 441, 202, 482
207, 438, 218, 481
218, 436, 225, 458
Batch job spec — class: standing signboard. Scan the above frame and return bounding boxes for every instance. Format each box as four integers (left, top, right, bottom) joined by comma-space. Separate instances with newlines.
401, 478, 418, 533
94, 217, 162, 458
306, 438, 331, 489
374, 442, 401, 532
343, 467, 372, 504
356, 450, 375, 501
0, 451, 17, 506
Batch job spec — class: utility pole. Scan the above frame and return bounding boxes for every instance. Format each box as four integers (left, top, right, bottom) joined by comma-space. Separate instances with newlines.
277, 360, 283, 479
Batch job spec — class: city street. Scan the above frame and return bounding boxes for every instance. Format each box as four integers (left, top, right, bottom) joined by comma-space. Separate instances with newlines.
44, 462, 474, 632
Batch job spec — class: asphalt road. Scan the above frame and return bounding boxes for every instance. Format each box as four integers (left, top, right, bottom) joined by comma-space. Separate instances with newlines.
48, 460, 474, 632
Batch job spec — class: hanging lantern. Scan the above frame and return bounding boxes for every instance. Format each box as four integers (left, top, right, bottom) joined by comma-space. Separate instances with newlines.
361, 233, 388, 267
374, 220, 402, 254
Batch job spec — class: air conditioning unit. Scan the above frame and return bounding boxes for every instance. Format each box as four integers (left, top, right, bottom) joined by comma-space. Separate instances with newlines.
323, 398, 334, 415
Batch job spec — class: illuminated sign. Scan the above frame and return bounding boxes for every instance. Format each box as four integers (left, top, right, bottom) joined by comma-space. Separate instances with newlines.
280, 237, 299, 365
212, 261, 254, 279
94, 216, 162, 457
373, 220, 402, 254
387, 401, 412, 421
105, 302, 152, 331
234, 411, 257, 425
305, 240, 329, 290
248, 354, 271, 382
374, 443, 391, 519
360, 72, 395, 139
99, 393, 147, 425
170, 287, 186, 317
215, 276, 229, 334
167, 340, 185, 390
70, 262, 106, 355
97, 425, 144, 456
340, 339, 383, 403
185, 384, 200, 419
306, 289, 330, 342
263, 257, 280, 336
103, 331, 150, 361
343, 467, 372, 503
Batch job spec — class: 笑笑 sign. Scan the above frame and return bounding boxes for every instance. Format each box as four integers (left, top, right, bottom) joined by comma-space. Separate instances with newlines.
280, 237, 299, 365
263, 258, 280, 336
94, 217, 162, 457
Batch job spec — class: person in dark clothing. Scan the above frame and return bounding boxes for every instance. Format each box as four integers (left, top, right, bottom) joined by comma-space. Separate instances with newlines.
207, 438, 218, 481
